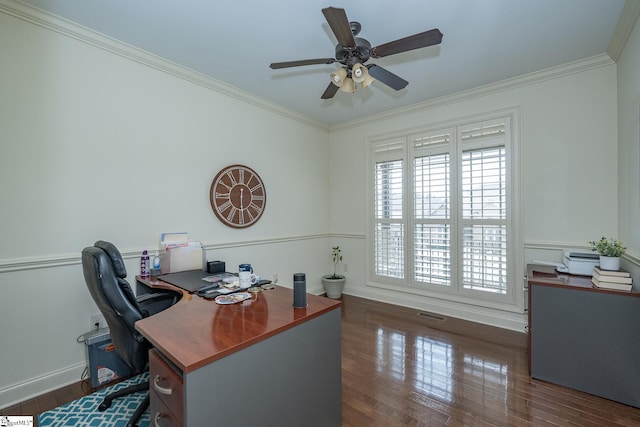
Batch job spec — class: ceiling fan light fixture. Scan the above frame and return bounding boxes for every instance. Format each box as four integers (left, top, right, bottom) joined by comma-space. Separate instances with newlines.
339, 77, 355, 93
359, 64, 376, 88
361, 73, 376, 88
351, 63, 368, 83
330, 67, 348, 86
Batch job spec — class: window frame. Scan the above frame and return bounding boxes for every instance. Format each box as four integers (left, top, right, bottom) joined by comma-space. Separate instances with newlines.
366, 109, 520, 309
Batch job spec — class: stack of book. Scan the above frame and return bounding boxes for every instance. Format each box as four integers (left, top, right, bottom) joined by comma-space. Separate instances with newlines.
591, 266, 633, 291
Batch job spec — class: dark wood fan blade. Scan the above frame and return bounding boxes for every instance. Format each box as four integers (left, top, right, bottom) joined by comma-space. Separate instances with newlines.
367, 65, 408, 91
322, 7, 355, 49
321, 82, 339, 99
270, 58, 336, 69
371, 28, 443, 58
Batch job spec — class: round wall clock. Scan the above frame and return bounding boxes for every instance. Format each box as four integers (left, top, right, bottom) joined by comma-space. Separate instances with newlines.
209, 164, 266, 228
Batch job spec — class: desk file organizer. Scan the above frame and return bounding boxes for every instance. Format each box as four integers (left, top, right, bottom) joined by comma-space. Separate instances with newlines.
159, 232, 205, 274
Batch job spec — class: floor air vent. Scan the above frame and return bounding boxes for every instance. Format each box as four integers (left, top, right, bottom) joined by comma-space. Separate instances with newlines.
417, 312, 446, 321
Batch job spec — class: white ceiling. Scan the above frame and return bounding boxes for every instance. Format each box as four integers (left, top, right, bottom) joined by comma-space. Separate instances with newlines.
18, 0, 627, 127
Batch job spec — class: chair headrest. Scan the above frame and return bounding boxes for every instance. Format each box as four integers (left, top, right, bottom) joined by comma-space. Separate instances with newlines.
94, 240, 127, 278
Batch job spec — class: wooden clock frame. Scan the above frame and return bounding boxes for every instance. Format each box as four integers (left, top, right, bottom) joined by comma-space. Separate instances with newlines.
209, 164, 266, 228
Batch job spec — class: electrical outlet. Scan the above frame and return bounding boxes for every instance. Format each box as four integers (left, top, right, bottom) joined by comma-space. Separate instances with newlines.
90, 314, 106, 330
343, 263, 348, 272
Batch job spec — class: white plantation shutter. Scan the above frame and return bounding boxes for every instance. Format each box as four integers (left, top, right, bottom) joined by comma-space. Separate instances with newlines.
374, 140, 405, 279
460, 120, 508, 293
369, 114, 514, 303
412, 129, 453, 286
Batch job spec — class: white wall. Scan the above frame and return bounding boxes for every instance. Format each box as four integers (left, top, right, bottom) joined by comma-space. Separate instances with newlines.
0, 8, 331, 407
328, 56, 619, 331
617, 13, 640, 274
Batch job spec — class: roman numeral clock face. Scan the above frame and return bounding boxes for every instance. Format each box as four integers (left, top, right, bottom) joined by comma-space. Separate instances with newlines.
210, 164, 266, 228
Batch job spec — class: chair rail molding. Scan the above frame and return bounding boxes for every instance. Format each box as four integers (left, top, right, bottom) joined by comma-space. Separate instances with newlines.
0, 234, 331, 273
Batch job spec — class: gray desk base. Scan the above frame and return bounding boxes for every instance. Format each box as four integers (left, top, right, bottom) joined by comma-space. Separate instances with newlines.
530, 284, 640, 407
178, 309, 342, 427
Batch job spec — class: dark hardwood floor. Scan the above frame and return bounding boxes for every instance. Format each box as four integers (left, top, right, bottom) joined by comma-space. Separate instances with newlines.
3, 295, 640, 426
340, 295, 640, 426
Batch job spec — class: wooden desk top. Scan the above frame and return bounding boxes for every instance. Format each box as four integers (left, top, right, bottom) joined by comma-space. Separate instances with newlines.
135, 276, 341, 373
527, 264, 639, 297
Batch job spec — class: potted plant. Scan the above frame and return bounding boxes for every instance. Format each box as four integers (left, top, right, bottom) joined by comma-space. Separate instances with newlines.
589, 237, 626, 271
322, 246, 346, 299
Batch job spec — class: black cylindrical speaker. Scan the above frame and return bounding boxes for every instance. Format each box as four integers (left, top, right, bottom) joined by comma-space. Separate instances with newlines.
293, 273, 307, 308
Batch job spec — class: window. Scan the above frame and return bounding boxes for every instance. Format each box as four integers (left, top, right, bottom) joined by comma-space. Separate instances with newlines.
413, 130, 452, 287
370, 114, 515, 305
373, 140, 405, 279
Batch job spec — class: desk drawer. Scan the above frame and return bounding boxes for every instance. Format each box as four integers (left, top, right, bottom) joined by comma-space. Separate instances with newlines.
149, 349, 184, 422
150, 388, 183, 427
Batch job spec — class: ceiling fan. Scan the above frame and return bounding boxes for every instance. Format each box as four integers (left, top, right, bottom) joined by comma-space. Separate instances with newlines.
269, 7, 443, 99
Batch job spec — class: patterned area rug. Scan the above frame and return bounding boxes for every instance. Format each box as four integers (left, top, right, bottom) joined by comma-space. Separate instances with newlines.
38, 373, 149, 427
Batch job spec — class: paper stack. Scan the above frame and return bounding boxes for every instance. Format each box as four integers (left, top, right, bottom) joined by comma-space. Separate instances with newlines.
591, 266, 633, 291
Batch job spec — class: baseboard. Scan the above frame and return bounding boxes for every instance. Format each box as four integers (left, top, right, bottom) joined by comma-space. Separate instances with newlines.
0, 362, 86, 410
344, 288, 527, 333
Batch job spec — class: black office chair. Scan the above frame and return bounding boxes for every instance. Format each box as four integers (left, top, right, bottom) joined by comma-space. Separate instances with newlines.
81, 240, 178, 427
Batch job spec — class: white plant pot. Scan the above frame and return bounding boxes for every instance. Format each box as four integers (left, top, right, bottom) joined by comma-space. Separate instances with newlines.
599, 256, 620, 271
322, 275, 345, 299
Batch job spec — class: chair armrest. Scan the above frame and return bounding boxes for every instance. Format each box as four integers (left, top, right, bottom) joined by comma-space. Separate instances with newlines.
137, 292, 175, 303
137, 291, 180, 317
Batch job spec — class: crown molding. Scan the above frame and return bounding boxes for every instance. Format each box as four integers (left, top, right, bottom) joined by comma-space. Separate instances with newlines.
607, 0, 640, 61
0, 0, 328, 131
330, 54, 614, 132
2, 0, 628, 135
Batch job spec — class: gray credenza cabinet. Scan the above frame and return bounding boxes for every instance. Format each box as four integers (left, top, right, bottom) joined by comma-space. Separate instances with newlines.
527, 264, 640, 408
